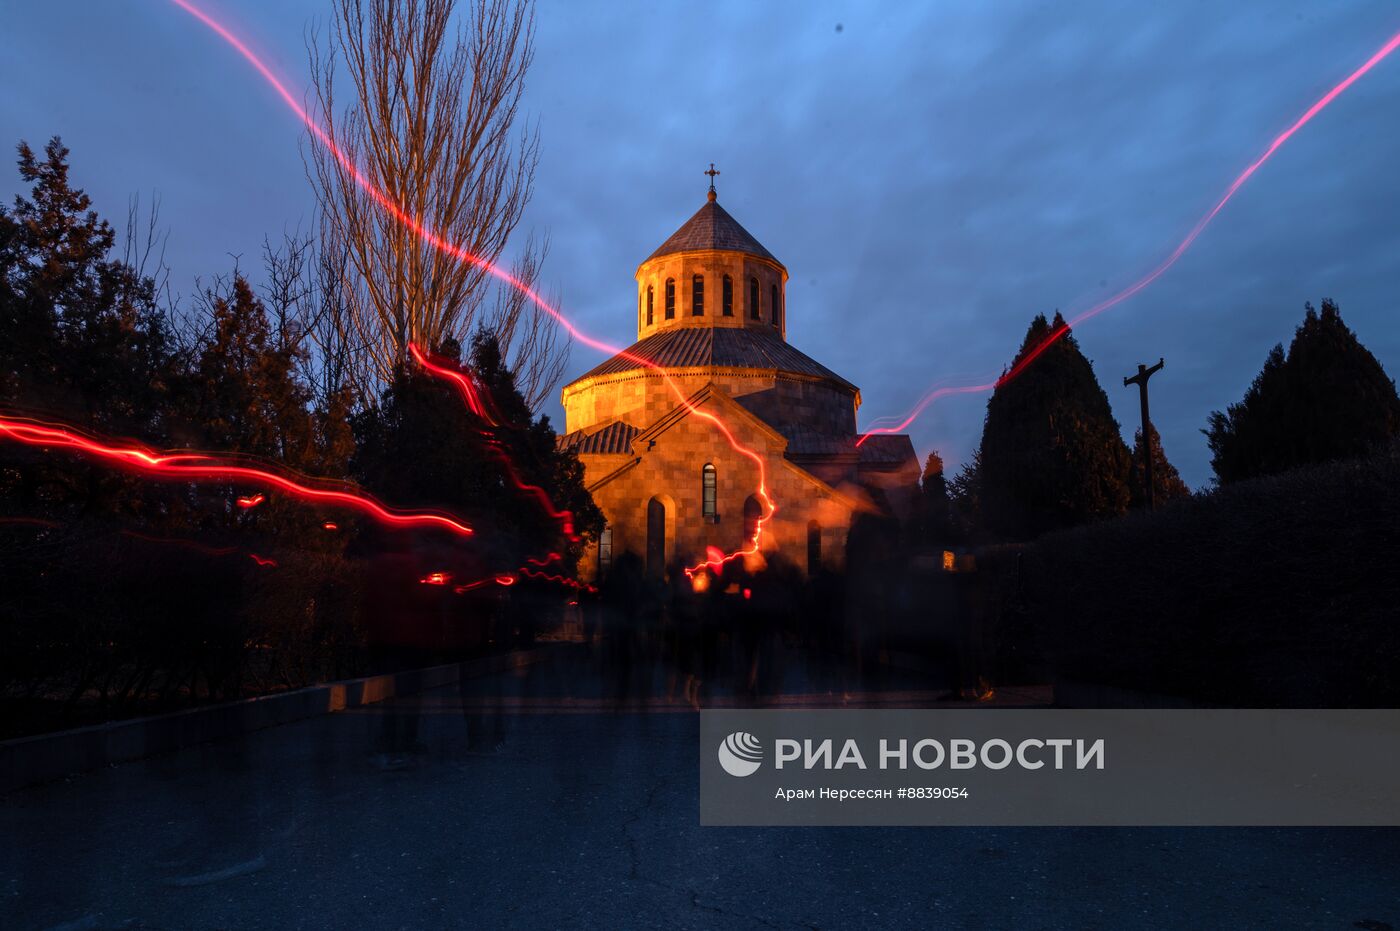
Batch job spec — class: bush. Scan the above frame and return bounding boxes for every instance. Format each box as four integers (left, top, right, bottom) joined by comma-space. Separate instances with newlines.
1022, 447, 1400, 706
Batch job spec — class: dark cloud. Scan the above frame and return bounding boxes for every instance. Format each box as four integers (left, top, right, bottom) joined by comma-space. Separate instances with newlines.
4, 0, 1398, 486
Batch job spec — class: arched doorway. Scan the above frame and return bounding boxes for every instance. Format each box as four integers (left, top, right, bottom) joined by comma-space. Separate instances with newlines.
646, 497, 666, 578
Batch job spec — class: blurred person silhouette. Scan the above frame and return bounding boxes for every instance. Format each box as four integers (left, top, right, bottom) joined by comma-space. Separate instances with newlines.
457, 582, 509, 753
599, 551, 644, 707
670, 567, 704, 708
360, 533, 449, 769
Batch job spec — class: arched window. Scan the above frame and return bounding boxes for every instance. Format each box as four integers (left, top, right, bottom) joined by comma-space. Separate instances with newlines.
646, 286, 654, 326
702, 464, 717, 518
771, 284, 782, 328
692, 274, 704, 316
807, 520, 821, 575
599, 524, 613, 577
665, 279, 675, 319
742, 495, 762, 545
722, 275, 733, 316
749, 277, 760, 320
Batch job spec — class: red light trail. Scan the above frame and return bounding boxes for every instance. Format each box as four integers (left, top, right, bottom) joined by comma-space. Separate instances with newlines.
410, 344, 579, 541
167, 0, 773, 577
0, 517, 61, 529
158, 4, 1394, 572
856, 25, 1400, 446
451, 575, 516, 594
408, 344, 494, 423
0, 416, 475, 538
119, 530, 279, 568
517, 566, 594, 593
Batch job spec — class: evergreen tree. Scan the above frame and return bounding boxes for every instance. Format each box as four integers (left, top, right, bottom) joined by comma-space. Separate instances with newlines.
0, 138, 368, 714
1206, 299, 1400, 484
467, 332, 603, 551
182, 275, 314, 465
1128, 425, 1190, 509
0, 137, 173, 434
352, 331, 601, 570
918, 451, 954, 544
947, 449, 982, 539
977, 312, 1131, 539
0, 138, 176, 524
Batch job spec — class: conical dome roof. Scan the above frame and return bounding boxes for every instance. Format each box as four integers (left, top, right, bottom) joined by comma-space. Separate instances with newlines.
644, 193, 781, 266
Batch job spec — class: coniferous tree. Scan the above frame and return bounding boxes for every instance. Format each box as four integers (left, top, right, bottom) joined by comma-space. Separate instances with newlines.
466, 332, 603, 552
977, 312, 1131, 539
918, 451, 954, 544
183, 275, 314, 464
352, 331, 601, 571
947, 449, 982, 540
1206, 300, 1400, 484
1128, 426, 1190, 509
0, 140, 364, 713
175, 273, 354, 558
0, 138, 174, 434
0, 138, 177, 524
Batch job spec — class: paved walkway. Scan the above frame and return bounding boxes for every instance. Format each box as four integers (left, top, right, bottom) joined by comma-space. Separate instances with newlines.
2, 647, 1397, 929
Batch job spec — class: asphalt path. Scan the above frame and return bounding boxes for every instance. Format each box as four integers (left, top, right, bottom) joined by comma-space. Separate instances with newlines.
2, 645, 1397, 930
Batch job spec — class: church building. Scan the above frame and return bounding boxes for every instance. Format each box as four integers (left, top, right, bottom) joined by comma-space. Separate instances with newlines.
559, 178, 920, 580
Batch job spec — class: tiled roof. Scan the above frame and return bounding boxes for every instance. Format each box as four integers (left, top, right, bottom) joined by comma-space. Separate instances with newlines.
857, 434, 918, 467
783, 424, 856, 457
570, 326, 856, 391
558, 420, 638, 455
645, 197, 779, 264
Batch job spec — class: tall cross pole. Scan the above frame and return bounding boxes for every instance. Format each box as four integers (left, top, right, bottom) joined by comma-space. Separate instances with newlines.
704, 162, 720, 195
1123, 358, 1165, 510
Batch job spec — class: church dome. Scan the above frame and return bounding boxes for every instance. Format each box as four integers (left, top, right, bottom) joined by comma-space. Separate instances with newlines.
565, 178, 859, 442
632, 183, 789, 342
643, 192, 782, 267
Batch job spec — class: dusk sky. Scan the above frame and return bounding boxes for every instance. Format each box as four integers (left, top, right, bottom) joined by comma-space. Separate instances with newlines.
4, 1, 1399, 487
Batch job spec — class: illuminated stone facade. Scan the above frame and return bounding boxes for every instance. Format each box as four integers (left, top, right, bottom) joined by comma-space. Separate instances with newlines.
559, 188, 919, 580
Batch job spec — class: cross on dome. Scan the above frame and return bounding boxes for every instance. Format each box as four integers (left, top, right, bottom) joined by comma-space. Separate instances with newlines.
704, 162, 720, 200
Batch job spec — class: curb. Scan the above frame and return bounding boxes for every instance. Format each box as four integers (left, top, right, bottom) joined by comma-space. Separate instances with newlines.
0, 647, 546, 795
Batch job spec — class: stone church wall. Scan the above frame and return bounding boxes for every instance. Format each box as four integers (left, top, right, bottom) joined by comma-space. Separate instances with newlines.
574, 400, 857, 582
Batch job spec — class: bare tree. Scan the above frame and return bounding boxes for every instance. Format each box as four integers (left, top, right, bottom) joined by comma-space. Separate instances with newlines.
307, 0, 567, 407
260, 229, 314, 353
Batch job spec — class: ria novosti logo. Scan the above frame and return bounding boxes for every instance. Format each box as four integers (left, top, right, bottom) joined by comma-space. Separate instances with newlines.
718, 731, 763, 777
